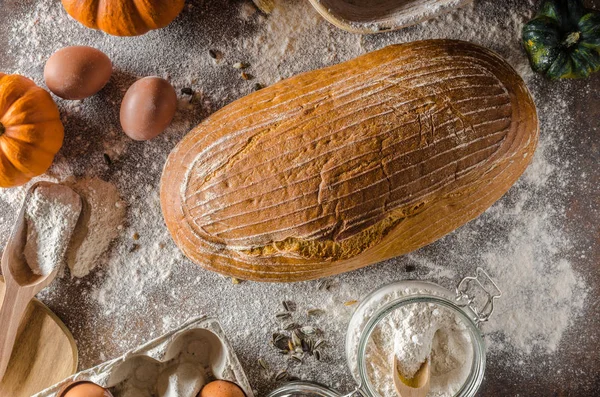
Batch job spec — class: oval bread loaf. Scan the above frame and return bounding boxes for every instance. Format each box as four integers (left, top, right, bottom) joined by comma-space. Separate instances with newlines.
161, 40, 539, 282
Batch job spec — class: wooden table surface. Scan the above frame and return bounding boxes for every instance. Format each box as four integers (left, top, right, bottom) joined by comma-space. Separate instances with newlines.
0, 1, 598, 396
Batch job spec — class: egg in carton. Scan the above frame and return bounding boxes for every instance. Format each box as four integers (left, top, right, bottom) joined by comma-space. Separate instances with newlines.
33, 317, 254, 397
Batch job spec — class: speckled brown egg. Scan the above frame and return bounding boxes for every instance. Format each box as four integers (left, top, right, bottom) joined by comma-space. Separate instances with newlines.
120, 77, 178, 141
199, 380, 246, 397
44, 46, 112, 100
59, 381, 113, 397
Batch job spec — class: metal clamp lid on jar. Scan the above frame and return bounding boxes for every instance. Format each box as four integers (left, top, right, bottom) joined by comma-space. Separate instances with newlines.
266, 268, 502, 397
454, 267, 502, 325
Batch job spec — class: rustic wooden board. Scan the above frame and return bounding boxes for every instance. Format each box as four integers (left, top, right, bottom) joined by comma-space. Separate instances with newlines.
0, 276, 78, 397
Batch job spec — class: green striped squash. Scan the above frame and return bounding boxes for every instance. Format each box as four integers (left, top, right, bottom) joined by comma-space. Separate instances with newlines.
523, 0, 600, 79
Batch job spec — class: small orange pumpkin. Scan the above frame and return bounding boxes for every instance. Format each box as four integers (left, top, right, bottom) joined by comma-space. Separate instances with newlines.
0, 73, 64, 188
61, 0, 186, 36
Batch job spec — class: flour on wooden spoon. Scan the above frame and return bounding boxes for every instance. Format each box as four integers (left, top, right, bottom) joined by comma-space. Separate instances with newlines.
23, 184, 81, 276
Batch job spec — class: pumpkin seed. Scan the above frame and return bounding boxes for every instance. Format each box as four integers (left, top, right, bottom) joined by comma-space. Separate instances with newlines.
283, 322, 299, 331
276, 312, 292, 320
290, 353, 304, 363
275, 369, 288, 381
301, 339, 310, 352
300, 326, 316, 335
314, 350, 322, 361
307, 308, 324, 316
258, 358, 269, 370
233, 62, 249, 69
283, 300, 297, 312
291, 331, 302, 347
317, 279, 333, 291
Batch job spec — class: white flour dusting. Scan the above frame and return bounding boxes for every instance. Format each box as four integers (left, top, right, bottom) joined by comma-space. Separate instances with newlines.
65, 177, 127, 278
0, 0, 595, 395
23, 184, 81, 276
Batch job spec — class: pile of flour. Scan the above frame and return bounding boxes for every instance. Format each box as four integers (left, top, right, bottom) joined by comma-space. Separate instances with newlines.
65, 177, 127, 278
23, 184, 81, 276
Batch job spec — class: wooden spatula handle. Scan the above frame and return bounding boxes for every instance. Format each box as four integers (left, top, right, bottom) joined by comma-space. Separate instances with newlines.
0, 282, 32, 381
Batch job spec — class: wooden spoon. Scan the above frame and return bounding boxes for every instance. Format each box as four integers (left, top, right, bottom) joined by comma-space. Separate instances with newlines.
392, 357, 431, 397
0, 182, 81, 380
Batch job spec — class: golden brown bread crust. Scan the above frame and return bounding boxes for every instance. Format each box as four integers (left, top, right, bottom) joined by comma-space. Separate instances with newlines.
161, 40, 539, 282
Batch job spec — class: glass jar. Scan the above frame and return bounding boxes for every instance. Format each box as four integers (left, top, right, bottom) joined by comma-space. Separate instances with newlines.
267, 268, 501, 397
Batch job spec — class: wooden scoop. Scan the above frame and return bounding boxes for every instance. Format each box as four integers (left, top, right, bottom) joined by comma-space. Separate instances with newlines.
393, 358, 430, 397
0, 182, 82, 380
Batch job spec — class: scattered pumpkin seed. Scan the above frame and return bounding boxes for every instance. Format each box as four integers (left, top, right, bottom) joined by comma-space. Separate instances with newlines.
233, 62, 249, 69
314, 350, 322, 361
258, 358, 269, 370
283, 322, 299, 331
290, 353, 303, 363
317, 279, 333, 291
300, 326, 316, 335
301, 339, 310, 352
307, 308, 324, 316
283, 300, 297, 312
275, 369, 288, 381
291, 331, 302, 347
276, 312, 292, 321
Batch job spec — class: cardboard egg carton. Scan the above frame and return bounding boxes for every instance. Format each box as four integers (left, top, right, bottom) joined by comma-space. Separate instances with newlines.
34, 316, 254, 397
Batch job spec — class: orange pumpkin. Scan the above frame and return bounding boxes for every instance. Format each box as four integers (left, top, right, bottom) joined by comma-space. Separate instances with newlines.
0, 73, 64, 188
61, 0, 186, 36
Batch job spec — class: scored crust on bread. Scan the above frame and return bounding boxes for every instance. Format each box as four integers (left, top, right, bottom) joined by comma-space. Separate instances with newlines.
161, 40, 539, 282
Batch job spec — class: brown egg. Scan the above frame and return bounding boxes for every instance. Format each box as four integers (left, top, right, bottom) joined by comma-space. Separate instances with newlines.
120, 77, 178, 141
44, 46, 112, 100
58, 381, 113, 397
199, 380, 246, 397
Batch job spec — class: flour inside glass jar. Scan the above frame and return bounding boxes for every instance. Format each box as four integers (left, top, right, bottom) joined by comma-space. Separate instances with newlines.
365, 302, 473, 397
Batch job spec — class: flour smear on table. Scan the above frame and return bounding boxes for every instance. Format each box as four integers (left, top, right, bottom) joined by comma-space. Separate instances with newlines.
0, 0, 593, 395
